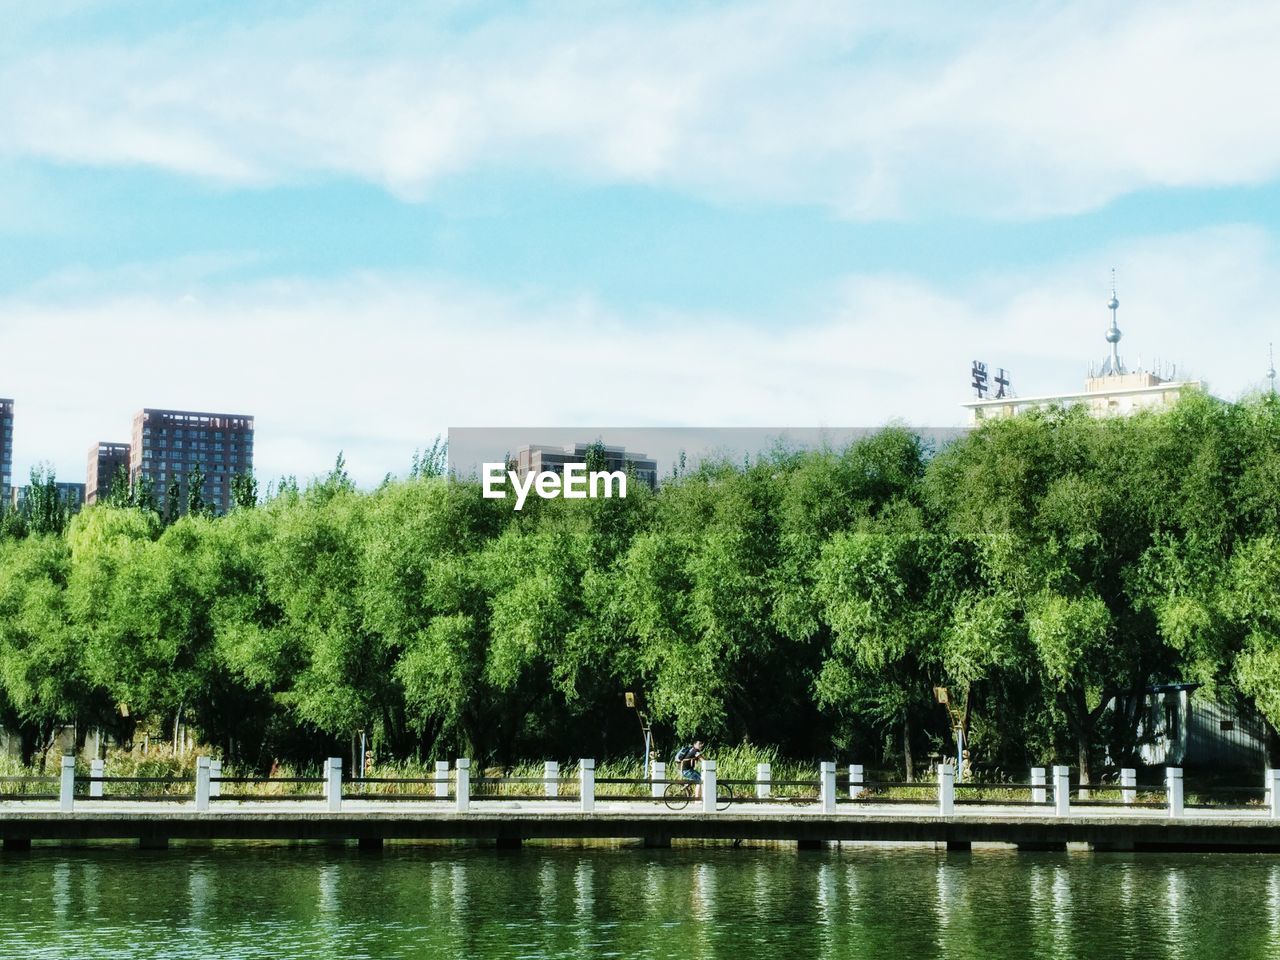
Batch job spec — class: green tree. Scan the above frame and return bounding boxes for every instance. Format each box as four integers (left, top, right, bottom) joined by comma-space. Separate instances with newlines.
186, 464, 208, 517
230, 471, 258, 510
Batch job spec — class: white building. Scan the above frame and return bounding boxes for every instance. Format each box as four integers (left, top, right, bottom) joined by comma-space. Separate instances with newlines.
962, 282, 1202, 423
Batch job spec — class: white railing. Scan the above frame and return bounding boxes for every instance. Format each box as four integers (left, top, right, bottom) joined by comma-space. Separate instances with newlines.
3, 758, 1273, 822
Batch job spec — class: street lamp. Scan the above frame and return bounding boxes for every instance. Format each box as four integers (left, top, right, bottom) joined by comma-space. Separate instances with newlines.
625, 692, 653, 781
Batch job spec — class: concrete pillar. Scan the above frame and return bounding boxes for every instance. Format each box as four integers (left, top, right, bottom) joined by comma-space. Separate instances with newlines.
209, 759, 222, 798
1120, 767, 1136, 805
820, 762, 837, 813
1267, 768, 1275, 810
89, 759, 104, 799
937, 763, 955, 815
756, 763, 771, 800
59, 755, 75, 813
195, 756, 211, 812
579, 759, 595, 813
1053, 765, 1070, 817
848, 764, 864, 800
455, 758, 470, 812
651, 761, 666, 799
326, 757, 343, 813
544, 761, 559, 799
701, 759, 717, 814
434, 760, 449, 800
1167, 767, 1183, 818
1269, 769, 1280, 820
935, 763, 956, 815
1030, 767, 1046, 804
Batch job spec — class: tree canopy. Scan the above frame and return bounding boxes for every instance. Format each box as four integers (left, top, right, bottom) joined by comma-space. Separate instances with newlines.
2, 397, 1279, 776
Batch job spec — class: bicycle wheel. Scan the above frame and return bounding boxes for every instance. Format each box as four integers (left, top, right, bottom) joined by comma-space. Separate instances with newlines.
716, 781, 735, 812
664, 781, 692, 811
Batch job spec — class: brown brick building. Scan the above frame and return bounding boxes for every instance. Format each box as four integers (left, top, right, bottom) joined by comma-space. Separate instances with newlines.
86, 441, 131, 506
131, 409, 254, 515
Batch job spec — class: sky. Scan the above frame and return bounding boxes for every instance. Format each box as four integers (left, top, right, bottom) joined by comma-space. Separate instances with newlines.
3, 1, 1280, 488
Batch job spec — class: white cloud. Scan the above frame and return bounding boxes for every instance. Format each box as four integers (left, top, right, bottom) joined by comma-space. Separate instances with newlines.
3, 1, 1280, 217
2, 223, 1277, 487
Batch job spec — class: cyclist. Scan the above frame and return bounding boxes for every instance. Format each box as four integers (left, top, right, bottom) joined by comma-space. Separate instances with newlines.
674, 740, 705, 799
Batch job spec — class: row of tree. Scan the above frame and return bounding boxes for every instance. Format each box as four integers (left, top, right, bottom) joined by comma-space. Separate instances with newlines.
2, 395, 1279, 778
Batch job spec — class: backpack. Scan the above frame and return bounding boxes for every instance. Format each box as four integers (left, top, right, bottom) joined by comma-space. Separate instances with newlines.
674, 745, 693, 762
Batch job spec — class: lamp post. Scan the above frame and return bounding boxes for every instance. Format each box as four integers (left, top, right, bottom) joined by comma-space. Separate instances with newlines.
625, 692, 653, 781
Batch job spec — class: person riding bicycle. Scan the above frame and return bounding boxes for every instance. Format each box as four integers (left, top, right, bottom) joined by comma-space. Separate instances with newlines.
674, 740, 705, 799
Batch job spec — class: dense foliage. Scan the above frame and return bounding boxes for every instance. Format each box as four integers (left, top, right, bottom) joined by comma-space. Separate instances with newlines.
2, 394, 1279, 778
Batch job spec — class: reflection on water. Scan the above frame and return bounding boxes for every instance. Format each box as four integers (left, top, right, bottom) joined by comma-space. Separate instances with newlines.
1, 845, 1278, 960
1269, 864, 1280, 941
1165, 868, 1186, 960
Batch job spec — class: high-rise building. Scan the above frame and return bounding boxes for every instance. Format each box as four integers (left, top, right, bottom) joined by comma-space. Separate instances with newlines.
86, 441, 132, 506
0, 398, 12, 496
131, 408, 254, 515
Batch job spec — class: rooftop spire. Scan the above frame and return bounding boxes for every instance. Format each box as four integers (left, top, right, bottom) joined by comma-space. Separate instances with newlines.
1100, 268, 1125, 376
1269, 342, 1276, 395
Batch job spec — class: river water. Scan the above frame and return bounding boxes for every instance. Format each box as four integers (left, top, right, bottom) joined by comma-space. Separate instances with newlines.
1, 844, 1276, 959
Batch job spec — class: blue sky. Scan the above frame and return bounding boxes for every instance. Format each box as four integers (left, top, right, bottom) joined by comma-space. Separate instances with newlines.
3, 1, 1280, 486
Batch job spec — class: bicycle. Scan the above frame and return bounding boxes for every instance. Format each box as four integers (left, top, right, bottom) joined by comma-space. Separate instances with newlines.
663, 777, 735, 811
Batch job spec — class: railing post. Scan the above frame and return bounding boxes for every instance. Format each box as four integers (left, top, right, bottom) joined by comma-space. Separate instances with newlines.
59, 755, 76, 813
1120, 767, 1136, 806
89, 758, 105, 799
937, 763, 955, 815
848, 764, 864, 800
1166, 767, 1183, 818
579, 759, 595, 813
434, 760, 449, 800
820, 762, 836, 813
544, 760, 559, 799
1030, 767, 1046, 804
195, 756, 211, 812
701, 759, 717, 814
326, 757, 343, 812
1270, 769, 1280, 820
455, 758, 470, 812
651, 761, 666, 799
209, 759, 221, 799
1053, 765, 1071, 817
756, 763, 771, 800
